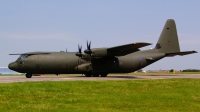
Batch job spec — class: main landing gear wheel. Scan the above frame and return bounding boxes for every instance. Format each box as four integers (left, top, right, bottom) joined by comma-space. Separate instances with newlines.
101, 74, 107, 77
93, 74, 99, 77
85, 73, 91, 77
26, 73, 32, 78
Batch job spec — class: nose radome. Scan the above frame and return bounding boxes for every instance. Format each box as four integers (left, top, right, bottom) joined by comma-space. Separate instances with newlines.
8, 62, 18, 70
8, 63, 12, 69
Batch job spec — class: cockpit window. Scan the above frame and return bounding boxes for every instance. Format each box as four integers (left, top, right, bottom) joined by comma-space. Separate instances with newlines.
17, 54, 28, 61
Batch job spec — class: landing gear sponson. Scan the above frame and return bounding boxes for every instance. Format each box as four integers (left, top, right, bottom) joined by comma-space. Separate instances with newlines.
25, 73, 107, 78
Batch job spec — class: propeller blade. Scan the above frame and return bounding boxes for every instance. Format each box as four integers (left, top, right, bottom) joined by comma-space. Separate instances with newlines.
87, 40, 91, 50
84, 41, 92, 54
76, 44, 82, 57
78, 44, 82, 53
89, 41, 91, 50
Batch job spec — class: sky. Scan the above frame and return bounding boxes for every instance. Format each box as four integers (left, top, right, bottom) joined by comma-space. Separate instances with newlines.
0, 0, 199, 70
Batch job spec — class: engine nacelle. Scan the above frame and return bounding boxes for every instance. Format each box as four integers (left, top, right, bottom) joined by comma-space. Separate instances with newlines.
91, 48, 108, 57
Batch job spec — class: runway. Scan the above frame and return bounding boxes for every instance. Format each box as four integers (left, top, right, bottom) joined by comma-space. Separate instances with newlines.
0, 74, 200, 83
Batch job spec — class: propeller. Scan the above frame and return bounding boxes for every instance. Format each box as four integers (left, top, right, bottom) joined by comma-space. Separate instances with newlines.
75, 44, 82, 57
84, 41, 92, 54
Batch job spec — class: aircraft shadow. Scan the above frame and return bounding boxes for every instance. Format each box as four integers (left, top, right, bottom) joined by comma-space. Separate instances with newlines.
74, 75, 141, 79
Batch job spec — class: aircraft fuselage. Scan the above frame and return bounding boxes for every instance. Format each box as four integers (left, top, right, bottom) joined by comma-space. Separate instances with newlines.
8, 51, 165, 75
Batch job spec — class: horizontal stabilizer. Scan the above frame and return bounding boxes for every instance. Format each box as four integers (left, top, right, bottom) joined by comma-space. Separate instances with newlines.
165, 51, 197, 57
108, 42, 152, 56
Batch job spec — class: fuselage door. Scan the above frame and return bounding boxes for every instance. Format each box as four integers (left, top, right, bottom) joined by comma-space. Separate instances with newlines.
109, 58, 119, 72
66, 61, 69, 69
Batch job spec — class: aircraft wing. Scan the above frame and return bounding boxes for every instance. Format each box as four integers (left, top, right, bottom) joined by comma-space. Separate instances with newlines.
165, 51, 197, 57
107, 42, 152, 56
9, 52, 51, 55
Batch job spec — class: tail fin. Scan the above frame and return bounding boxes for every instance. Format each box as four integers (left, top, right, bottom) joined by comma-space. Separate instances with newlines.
155, 19, 180, 53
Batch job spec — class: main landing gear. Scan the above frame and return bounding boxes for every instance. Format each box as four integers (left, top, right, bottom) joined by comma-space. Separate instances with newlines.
84, 73, 108, 77
26, 73, 32, 78
100, 74, 107, 77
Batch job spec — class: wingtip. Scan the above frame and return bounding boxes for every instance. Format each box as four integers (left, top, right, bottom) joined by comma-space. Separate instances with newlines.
145, 42, 152, 45
193, 51, 198, 53
9, 53, 25, 55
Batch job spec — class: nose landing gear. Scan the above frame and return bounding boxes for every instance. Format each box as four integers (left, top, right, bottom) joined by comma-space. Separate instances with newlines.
26, 73, 32, 78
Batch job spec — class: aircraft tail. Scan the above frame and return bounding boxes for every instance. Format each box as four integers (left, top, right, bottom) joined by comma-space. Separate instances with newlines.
155, 19, 180, 53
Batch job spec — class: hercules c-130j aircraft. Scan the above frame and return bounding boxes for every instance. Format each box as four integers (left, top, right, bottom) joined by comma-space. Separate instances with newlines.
8, 19, 197, 78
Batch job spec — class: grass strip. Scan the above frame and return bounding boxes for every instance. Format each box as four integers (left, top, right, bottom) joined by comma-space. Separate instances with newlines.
0, 79, 199, 112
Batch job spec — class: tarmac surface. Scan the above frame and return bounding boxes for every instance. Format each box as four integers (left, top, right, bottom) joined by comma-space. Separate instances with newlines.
0, 74, 200, 83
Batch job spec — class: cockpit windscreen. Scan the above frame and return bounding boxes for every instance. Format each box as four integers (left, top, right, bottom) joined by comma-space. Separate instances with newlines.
17, 54, 28, 61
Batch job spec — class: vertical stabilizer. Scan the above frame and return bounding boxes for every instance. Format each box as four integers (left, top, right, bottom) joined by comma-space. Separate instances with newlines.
155, 19, 180, 53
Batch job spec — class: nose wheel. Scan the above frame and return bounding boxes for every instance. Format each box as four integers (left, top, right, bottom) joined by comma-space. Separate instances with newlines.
26, 73, 32, 78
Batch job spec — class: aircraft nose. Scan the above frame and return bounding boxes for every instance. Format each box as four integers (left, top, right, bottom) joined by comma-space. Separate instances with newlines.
8, 62, 18, 70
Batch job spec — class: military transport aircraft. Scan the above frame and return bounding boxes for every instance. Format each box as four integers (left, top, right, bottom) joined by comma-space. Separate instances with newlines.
8, 19, 197, 78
